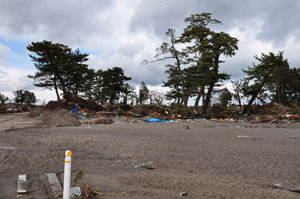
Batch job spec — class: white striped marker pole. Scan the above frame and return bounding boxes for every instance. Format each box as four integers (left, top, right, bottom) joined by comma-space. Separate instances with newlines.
63, 150, 72, 199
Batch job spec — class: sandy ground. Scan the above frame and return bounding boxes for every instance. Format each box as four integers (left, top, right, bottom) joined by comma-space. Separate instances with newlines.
0, 113, 300, 198
0, 112, 43, 132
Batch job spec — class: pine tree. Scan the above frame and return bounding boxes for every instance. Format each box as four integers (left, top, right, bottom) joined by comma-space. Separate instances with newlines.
27, 41, 89, 100
94, 67, 131, 104
179, 13, 238, 114
0, 93, 9, 105
242, 51, 292, 112
14, 90, 36, 106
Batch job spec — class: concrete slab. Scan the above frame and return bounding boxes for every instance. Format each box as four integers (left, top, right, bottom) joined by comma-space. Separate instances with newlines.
40, 173, 62, 198
16, 173, 48, 199
17, 174, 26, 194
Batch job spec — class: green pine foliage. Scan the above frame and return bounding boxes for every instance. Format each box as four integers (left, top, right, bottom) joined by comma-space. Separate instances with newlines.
242, 52, 300, 112
27, 40, 89, 100
14, 90, 36, 106
148, 13, 238, 114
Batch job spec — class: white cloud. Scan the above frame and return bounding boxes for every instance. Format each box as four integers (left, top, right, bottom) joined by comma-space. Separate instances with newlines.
0, 43, 12, 66
221, 25, 275, 78
0, 42, 33, 92
0, 67, 33, 92
280, 36, 300, 68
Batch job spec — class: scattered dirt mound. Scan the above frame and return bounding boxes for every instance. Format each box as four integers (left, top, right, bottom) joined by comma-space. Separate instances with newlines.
79, 116, 113, 125
30, 109, 80, 127
29, 110, 41, 117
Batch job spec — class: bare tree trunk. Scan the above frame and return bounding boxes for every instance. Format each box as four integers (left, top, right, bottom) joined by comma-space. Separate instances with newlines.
234, 87, 242, 114
243, 83, 264, 114
54, 81, 60, 101
202, 54, 220, 115
202, 84, 214, 115
194, 86, 204, 111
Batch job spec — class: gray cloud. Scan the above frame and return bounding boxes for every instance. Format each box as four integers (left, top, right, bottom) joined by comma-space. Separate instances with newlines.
130, 0, 300, 44
129, 0, 300, 82
0, 0, 113, 46
0, 0, 300, 94
116, 42, 144, 57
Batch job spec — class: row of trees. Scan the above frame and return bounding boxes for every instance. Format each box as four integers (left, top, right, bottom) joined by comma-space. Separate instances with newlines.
8, 12, 297, 114
27, 41, 137, 105
27, 41, 163, 106
0, 90, 36, 106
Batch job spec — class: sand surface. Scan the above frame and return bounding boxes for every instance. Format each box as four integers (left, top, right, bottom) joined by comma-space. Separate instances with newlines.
0, 112, 42, 132
0, 115, 300, 198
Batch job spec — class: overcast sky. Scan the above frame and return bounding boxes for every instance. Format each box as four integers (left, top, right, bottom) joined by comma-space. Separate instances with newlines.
0, 0, 300, 102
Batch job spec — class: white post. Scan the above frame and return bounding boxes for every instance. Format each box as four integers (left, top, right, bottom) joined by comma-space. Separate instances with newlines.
63, 150, 72, 199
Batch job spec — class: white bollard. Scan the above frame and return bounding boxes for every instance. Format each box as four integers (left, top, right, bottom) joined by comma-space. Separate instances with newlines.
63, 150, 72, 199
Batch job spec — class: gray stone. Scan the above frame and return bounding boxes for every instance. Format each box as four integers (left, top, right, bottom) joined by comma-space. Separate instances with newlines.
41, 173, 62, 198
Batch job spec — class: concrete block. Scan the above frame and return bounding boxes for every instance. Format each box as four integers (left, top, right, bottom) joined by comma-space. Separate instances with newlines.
17, 174, 27, 194
41, 173, 62, 198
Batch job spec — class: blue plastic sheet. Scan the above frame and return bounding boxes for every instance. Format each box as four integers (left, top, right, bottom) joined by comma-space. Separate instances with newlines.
71, 107, 78, 114
77, 114, 88, 119
144, 118, 172, 123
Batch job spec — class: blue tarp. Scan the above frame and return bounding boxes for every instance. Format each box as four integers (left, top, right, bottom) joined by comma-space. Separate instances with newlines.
76, 114, 96, 119
71, 107, 78, 114
144, 118, 172, 123
77, 114, 88, 119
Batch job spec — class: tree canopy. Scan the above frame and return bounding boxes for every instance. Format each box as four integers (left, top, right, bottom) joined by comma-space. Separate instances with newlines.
14, 90, 36, 106
27, 40, 89, 100
93, 67, 132, 104
0, 93, 9, 105
148, 13, 238, 114
241, 51, 300, 112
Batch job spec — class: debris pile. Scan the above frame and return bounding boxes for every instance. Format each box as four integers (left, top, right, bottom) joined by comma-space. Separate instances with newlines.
247, 103, 300, 123
0, 104, 22, 113
209, 104, 240, 119
205, 103, 300, 123
44, 95, 103, 112
12, 98, 300, 127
